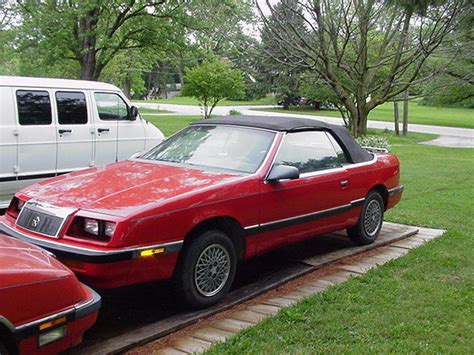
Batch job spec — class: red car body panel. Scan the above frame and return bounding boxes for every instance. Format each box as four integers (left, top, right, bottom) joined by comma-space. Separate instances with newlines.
0, 124, 403, 291
0, 233, 100, 354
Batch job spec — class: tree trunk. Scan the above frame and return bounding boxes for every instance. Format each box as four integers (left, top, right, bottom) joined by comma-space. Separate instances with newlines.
78, 8, 99, 80
123, 77, 131, 99
402, 89, 409, 135
357, 111, 368, 136
393, 101, 400, 135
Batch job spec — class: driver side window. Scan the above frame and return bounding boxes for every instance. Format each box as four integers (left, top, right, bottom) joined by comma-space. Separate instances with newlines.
275, 131, 341, 174
94, 92, 129, 121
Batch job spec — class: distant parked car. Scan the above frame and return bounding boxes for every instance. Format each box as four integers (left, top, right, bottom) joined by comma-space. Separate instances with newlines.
0, 116, 403, 308
0, 76, 165, 209
0, 233, 100, 355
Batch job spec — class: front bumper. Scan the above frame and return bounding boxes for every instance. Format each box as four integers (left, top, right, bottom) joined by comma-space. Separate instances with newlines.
0, 285, 101, 343
0, 220, 183, 264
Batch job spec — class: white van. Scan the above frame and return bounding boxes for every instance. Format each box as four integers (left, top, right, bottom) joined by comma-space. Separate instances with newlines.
0, 76, 164, 208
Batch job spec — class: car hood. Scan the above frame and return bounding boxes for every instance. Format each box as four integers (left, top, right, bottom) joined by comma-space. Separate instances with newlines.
20, 160, 240, 217
0, 234, 89, 326
0, 233, 70, 289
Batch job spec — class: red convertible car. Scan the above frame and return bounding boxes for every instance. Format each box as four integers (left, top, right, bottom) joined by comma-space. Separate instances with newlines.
0, 116, 403, 307
0, 233, 100, 355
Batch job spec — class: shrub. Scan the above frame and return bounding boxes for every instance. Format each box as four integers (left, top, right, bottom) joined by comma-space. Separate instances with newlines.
229, 109, 241, 115
356, 136, 390, 151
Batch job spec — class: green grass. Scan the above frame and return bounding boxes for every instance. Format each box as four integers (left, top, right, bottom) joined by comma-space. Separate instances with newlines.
257, 101, 474, 129
204, 133, 474, 354
143, 114, 202, 136
135, 96, 276, 106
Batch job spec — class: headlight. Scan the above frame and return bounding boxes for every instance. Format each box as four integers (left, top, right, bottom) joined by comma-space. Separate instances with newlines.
17, 199, 25, 211
104, 221, 116, 237
84, 218, 100, 235
67, 217, 116, 241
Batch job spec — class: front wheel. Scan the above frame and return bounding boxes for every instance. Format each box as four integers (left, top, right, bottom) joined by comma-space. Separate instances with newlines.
347, 191, 384, 245
174, 230, 237, 308
0, 341, 10, 355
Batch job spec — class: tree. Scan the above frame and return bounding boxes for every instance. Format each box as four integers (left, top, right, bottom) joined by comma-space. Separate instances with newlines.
182, 60, 245, 118
257, 0, 465, 136
419, 1, 474, 108
259, 0, 308, 107
15, 0, 189, 81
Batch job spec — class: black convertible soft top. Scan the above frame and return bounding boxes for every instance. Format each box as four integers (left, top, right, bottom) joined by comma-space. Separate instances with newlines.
191, 115, 373, 164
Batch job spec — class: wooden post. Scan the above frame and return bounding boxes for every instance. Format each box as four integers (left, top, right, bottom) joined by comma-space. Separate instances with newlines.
402, 89, 409, 136
393, 101, 400, 135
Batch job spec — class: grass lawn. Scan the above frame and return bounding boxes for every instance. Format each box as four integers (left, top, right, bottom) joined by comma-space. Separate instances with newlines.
143, 114, 202, 136
257, 101, 474, 129
202, 132, 474, 353
135, 96, 276, 106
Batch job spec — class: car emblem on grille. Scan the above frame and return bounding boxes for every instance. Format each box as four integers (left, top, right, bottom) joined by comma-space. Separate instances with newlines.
31, 216, 41, 228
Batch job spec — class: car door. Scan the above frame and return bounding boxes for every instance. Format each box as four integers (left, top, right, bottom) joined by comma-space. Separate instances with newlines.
256, 130, 351, 252
14, 88, 57, 185
92, 92, 145, 165
55, 90, 94, 173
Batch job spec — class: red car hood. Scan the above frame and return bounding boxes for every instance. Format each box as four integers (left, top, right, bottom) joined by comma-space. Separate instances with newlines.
0, 233, 70, 288
0, 234, 89, 326
20, 160, 240, 217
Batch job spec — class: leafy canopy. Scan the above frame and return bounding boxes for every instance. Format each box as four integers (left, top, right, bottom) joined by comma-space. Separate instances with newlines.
182, 60, 245, 118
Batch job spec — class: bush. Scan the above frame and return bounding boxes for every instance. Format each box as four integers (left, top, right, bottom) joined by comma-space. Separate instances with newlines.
356, 136, 390, 151
229, 109, 241, 115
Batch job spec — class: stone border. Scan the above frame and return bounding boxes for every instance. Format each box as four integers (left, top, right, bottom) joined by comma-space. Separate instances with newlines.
149, 226, 444, 355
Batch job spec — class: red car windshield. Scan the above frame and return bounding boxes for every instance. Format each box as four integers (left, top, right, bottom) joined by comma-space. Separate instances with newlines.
141, 125, 276, 173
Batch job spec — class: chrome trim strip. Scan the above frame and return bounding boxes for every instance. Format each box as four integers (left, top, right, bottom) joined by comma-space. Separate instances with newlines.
13, 285, 101, 339
15, 200, 75, 239
259, 203, 352, 228
388, 185, 404, 196
345, 154, 377, 169
351, 197, 366, 206
299, 167, 346, 178
0, 221, 183, 261
244, 197, 366, 234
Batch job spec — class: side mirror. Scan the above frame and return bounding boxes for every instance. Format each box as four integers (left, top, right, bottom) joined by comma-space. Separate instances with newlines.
130, 106, 139, 121
129, 151, 143, 159
266, 165, 299, 183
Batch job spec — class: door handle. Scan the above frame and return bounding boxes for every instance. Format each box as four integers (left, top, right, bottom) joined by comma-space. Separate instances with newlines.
98, 128, 110, 133
58, 129, 72, 134
340, 180, 349, 188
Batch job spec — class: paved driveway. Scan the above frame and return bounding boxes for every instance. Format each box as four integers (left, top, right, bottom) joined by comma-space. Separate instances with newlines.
134, 102, 474, 148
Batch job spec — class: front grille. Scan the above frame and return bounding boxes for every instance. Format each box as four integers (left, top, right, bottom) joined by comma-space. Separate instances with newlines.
16, 206, 64, 237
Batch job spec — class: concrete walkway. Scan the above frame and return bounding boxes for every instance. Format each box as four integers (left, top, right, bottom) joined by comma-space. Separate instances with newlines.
133, 102, 474, 148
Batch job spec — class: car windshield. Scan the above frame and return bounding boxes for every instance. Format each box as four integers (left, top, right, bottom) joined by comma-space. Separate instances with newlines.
141, 125, 275, 173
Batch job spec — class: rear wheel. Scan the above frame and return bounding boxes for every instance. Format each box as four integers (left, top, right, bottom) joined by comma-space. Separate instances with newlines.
175, 230, 237, 308
347, 191, 384, 245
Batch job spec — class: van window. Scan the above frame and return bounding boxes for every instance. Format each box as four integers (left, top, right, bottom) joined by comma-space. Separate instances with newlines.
56, 91, 88, 125
16, 90, 52, 125
94, 93, 129, 121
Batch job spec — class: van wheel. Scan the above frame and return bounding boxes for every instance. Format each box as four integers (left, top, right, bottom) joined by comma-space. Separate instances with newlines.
175, 230, 236, 308
347, 191, 384, 245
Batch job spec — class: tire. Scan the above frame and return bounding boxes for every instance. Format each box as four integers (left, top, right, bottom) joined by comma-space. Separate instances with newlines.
347, 190, 384, 245
0, 341, 10, 355
174, 230, 237, 308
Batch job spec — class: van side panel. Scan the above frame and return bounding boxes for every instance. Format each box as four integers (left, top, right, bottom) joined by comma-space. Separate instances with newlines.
0, 87, 19, 207
15, 87, 57, 185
